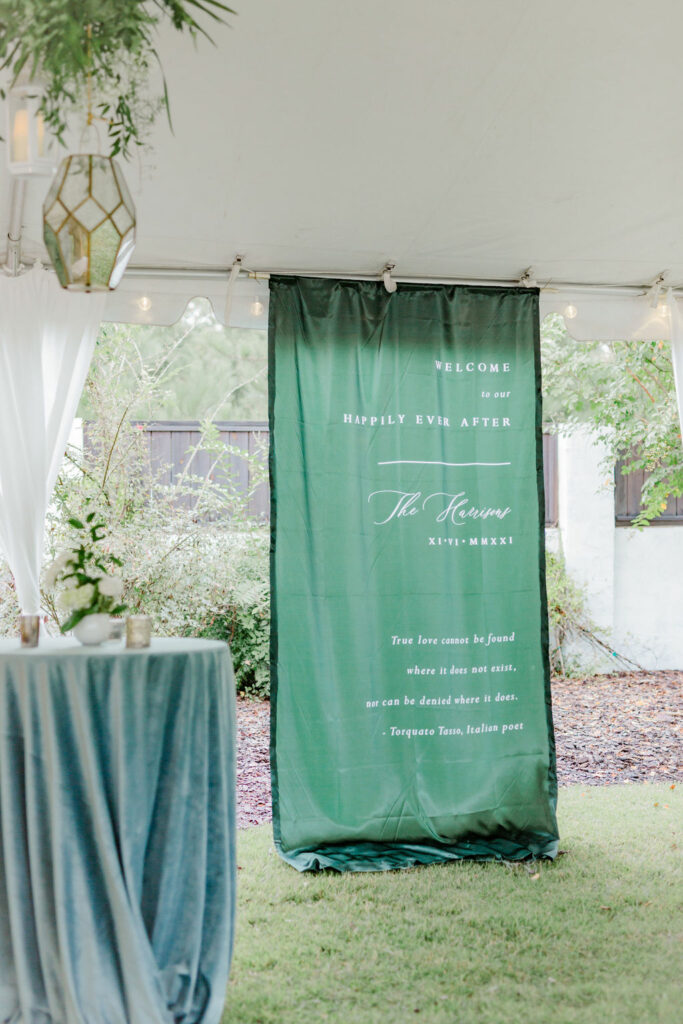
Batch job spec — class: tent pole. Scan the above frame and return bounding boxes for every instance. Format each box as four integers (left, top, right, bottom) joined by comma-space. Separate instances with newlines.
4, 179, 26, 277
123, 265, 681, 298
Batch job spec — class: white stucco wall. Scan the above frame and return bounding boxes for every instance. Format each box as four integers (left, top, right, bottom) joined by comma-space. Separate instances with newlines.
553, 429, 683, 670
612, 527, 683, 668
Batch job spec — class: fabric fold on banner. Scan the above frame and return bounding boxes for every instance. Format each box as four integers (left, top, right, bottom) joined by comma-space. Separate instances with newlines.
269, 277, 558, 872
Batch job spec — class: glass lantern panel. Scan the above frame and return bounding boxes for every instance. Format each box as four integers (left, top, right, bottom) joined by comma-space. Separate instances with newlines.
111, 160, 135, 213
10, 102, 30, 164
44, 158, 69, 209
8, 86, 56, 175
43, 224, 67, 287
44, 200, 68, 234
110, 202, 134, 236
36, 111, 46, 157
91, 156, 121, 212
58, 156, 91, 213
109, 227, 136, 289
89, 219, 120, 289
73, 196, 108, 232
58, 217, 89, 286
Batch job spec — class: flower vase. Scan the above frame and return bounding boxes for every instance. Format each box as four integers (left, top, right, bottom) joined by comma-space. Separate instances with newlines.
73, 613, 111, 646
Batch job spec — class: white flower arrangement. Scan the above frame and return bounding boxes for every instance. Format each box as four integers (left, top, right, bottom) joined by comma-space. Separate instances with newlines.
44, 512, 126, 633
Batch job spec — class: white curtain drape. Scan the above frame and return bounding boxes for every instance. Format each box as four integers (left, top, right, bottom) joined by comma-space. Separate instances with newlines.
0, 264, 105, 614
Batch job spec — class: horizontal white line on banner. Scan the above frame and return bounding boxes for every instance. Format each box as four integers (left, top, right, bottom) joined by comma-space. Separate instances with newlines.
377, 460, 512, 467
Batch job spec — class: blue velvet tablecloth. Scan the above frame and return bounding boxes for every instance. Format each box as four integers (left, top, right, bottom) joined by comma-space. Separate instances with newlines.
0, 637, 236, 1024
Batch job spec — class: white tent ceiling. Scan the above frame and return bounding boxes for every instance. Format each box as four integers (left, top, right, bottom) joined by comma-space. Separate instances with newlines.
2, 0, 683, 334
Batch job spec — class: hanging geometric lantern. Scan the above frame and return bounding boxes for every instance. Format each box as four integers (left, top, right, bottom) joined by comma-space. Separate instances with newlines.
42, 154, 136, 291
7, 84, 57, 177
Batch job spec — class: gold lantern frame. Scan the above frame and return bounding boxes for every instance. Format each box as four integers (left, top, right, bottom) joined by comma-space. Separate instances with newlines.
43, 154, 136, 291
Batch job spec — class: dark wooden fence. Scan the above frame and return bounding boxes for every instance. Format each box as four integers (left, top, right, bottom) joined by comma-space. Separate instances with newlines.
127, 422, 559, 527
615, 459, 683, 524
138, 421, 269, 519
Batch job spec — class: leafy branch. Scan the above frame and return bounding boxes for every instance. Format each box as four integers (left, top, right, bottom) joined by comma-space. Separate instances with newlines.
0, 0, 235, 158
542, 315, 683, 526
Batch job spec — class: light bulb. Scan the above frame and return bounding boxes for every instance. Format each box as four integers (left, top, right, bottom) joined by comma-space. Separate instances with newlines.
137, 296, 152, 312
563, 304, 578, 320
251, 298, 265, 317
11, 108, 29, 164
657, 301, 669, 316
36, 112, 45, 157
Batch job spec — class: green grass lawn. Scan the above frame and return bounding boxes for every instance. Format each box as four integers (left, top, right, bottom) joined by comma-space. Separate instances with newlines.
224, 784, 681, 1024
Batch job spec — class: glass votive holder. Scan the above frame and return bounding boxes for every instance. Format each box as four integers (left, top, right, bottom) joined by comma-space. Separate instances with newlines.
126, 615, 152, 649
108, 618, 125, 642
20, 614, 40, 648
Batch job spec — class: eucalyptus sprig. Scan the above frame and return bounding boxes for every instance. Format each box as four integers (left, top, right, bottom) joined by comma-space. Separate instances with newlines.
0, 0, 235, 158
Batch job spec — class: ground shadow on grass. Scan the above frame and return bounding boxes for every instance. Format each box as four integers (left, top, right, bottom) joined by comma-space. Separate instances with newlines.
224, 784, 681, 1024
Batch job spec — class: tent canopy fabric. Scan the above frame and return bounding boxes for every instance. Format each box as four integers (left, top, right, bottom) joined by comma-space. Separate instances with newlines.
1, 1, 682, 334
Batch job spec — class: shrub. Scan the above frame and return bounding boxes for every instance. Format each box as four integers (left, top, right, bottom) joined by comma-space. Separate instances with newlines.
545, 549, 640, 676
545, 550, 596, 675
0, 561, 20, 638
39, 324, 270, 695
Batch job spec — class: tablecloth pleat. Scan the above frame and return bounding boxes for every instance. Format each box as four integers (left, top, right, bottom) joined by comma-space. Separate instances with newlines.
0, 639, 236, 1024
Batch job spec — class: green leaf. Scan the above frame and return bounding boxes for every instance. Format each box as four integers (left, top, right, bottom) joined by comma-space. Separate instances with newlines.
60, 607, 89, 633
0, 0, 233, 159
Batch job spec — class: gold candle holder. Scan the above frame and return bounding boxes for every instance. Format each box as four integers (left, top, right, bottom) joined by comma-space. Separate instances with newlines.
126, 615, 152, 649
20, 615, 40, 648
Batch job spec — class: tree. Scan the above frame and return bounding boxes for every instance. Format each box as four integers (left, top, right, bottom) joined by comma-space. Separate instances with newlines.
80, 299, 268, 423
541, 314, 682, 525
0, 0, 234, 158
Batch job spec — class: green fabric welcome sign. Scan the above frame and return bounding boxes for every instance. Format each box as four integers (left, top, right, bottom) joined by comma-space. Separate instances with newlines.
269, 277, 558, 871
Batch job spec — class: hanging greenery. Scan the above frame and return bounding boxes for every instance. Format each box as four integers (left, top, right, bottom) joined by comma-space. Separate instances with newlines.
0, 0, 235, 158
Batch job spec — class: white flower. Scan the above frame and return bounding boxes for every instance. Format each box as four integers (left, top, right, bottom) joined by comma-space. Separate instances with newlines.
98, 575, 123, 599
72, 584, 95, 610
58, 589, 75, 612
44, 550, 74, 589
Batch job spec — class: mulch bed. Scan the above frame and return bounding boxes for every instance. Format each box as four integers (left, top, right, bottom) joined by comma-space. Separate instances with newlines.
552, 670, 681, 786
235, 699, 272, 828
235, 672, 682, 828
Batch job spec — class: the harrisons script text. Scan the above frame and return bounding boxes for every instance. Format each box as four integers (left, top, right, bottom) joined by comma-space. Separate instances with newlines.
368, 490, 512, 526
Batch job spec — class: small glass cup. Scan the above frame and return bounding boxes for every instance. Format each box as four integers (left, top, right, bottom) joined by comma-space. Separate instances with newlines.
20, 615, 40, 648
108, 618, 125, 642
126, 615, 152, 649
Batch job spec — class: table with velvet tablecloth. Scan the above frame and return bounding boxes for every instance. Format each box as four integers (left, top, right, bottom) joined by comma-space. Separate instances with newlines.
0, 637, 236, 1024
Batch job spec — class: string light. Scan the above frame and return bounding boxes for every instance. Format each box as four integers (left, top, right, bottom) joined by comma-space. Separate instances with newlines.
250, 297, 265, 317
563, 304, 578, 320
137, 296, 151, 312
